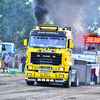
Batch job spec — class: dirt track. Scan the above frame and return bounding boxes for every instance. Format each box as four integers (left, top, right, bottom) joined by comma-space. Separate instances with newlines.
0, 75, 100, 100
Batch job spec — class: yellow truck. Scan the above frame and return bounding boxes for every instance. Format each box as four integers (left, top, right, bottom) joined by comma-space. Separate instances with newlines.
24, 25, 79, 88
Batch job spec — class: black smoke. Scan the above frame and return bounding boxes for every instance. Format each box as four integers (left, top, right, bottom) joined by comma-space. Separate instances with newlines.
33, 0, 48, 25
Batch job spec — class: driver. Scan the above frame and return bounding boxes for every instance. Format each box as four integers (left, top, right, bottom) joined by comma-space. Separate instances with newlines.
88, 44, 95, 50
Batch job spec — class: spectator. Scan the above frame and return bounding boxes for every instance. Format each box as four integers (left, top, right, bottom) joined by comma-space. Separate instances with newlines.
91, 74, 94, 81
2, 52, 10, 73
88, 44, 95, 50
93, 74, 97, 84
21, 55, 26, 73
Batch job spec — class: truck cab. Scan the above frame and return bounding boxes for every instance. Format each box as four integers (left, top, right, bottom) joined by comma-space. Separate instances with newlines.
24, 25, 76, 88
2, 43, 16, 57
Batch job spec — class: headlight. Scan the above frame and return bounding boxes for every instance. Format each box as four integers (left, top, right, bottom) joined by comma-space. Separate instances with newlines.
27, 73, 32, 76
59, 67, 64, 71
36, 26, 39, 30
59, 28, 62, 31
28, 66, 33, 69
59, 75, 64, 77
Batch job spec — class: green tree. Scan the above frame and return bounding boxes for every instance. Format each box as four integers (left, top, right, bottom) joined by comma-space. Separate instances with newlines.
0, 0, 6, 40
1, 0, 35, 48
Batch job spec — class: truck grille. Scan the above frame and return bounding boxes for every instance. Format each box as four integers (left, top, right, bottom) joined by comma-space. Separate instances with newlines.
31, 52, 62, 65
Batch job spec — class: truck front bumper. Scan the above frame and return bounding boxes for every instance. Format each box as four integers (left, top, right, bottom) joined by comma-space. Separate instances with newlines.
25, 71, 69, 83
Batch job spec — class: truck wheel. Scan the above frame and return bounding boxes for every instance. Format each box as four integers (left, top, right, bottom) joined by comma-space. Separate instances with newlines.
63, 70, 71, 88
27, 81, 34, 85
72, 70, 79, 87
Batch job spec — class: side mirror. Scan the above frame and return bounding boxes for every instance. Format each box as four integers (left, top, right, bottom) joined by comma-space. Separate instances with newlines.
24, 39, 27, 47
69, 40, 73, 49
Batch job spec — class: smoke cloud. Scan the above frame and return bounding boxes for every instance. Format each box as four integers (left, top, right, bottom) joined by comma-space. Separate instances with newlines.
33, 0, 48, 25
33, 0, 93, 27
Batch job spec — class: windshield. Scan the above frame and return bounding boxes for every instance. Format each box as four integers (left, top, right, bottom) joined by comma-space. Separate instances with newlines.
4, 44, 15, 52
29, 36, 66, 49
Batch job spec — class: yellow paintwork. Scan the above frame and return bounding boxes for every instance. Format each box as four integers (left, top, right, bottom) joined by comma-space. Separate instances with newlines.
26, 64, 69, 72
24, 39, 27, 47
25, 71, 68, 80
0, 60, 1, 67
70, 40, 74, 49
39, 25, 59, 31
25, 25, 73, 82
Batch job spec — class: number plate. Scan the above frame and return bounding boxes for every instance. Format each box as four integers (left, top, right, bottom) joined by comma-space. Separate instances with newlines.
55, 80, 63, 83
28, 79, 36, 81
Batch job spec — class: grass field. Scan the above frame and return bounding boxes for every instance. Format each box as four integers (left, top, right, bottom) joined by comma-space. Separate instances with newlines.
0, 66, 25, 76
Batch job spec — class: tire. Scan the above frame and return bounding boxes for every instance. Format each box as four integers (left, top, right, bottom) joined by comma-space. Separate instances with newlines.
27, 81, 34, 85
71, 70, 79, 87
63, 70, 71, 88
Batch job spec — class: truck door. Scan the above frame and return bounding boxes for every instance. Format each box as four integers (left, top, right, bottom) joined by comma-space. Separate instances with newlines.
67, 39, 72, 62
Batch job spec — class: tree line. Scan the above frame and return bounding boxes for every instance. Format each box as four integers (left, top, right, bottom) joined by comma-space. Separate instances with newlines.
0, 0, 35, 49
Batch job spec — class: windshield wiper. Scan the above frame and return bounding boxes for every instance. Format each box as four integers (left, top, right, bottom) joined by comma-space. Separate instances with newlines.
32, 46, 45, 49
32, 46, 41, 48
47, 46, 58, 49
